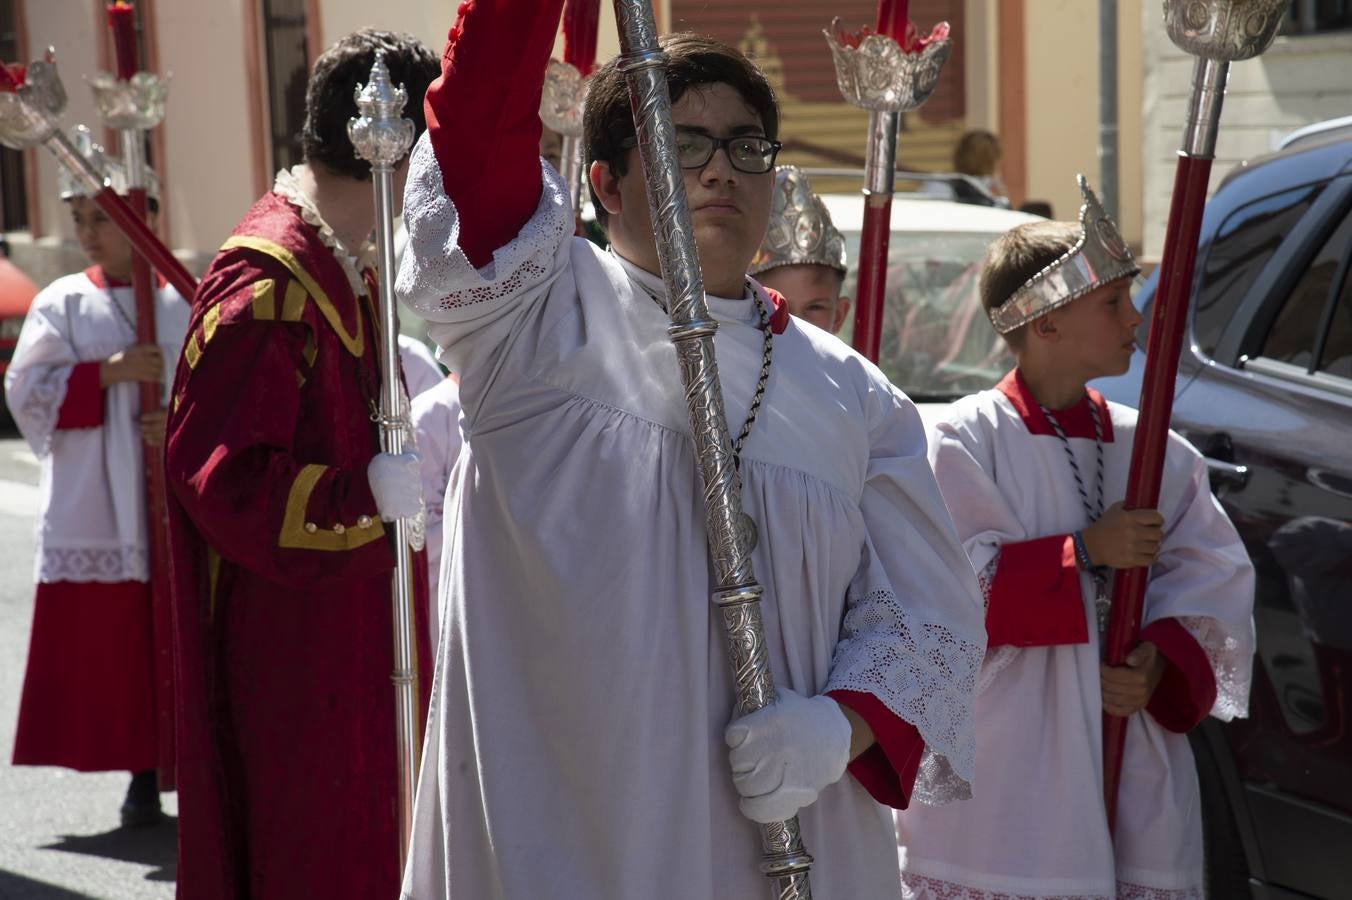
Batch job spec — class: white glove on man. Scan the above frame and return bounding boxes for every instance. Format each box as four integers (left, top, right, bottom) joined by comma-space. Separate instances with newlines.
724, 688, 852, 824
367, 452, 422, 521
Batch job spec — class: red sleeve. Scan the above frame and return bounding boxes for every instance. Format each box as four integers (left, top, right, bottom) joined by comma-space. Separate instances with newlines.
426, 0, 566, 267
1142, 618, 1217, 733
55, 362, 104, 429
165, 286, 394, 591
826, 689, 925, 810
985, 534, 1090, 648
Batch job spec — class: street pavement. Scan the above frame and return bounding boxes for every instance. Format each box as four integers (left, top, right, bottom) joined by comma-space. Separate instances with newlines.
0, 429, 177, 900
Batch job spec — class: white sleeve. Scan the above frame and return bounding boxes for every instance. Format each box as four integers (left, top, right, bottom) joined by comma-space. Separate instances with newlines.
398, 334, 445, 400
395, 133, 574, 382
823, 385, 987, 804
3, 285, 81, 457
410, 380, 464, 599
1146, 434, 1256, 721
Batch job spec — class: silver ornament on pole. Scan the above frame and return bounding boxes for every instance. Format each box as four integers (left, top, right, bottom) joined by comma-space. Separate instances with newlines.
610, 1, 814, 897
539, 59, 589, 214
346, 48, 421, 871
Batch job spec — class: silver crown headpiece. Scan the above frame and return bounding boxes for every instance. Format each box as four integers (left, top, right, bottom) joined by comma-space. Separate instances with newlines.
750, 165, 847, 277
57, 124, 160, 201
988, 175, 1138, 334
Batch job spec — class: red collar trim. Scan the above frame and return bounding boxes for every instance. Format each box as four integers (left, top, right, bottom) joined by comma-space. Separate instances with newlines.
762, 286, 791, 335
995, 368, 1115, 442
85, 265, 168, 291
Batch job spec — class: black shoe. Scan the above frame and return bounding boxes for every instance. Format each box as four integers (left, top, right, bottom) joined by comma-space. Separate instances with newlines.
120, 769, 163, 828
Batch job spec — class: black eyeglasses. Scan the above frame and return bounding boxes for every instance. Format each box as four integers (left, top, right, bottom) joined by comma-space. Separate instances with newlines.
623, 131, 782, 175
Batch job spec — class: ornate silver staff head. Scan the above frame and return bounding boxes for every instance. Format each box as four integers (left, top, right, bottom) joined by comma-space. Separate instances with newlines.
750, 165, 847, 277
347, 50, 416, 169
989, 175, 1140, 335
89, 69, 169, 132
0, 49, 68, 150
56, 124, 160, 201
823, 17, 952, 113
540, 59, 587, 139
1163, 0, 1287, 61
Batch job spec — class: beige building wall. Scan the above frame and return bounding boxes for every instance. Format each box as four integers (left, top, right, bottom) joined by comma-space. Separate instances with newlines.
1020, 0, 1144, 252
1141, 24, 1352, 256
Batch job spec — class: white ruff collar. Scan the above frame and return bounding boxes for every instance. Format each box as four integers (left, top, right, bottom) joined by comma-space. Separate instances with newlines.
273, 166, 376, 295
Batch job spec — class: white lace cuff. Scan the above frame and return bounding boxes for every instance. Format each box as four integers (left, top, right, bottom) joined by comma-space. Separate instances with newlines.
9, 363, 71, 457
396, 133, 573, 321
825, 587, 982, 803
1176, 614, 1253, 721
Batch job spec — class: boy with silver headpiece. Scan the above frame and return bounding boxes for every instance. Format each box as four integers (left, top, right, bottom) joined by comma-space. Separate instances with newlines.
6, 125, 189, 827
749, 164, 851, 334
896, 175, 1255, 899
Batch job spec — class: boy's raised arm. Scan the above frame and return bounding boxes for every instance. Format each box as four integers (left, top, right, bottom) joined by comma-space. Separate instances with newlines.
425, 0, 567, 267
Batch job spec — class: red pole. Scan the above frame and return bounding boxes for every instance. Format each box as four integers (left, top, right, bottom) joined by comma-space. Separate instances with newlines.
107, 0, 178, 790
853, 197, 892, 362
562, 0, 601, 75
1100, 154, 1211, 828
88, 183, 197, 298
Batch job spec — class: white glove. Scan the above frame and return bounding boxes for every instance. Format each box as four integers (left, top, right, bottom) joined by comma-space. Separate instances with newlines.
724, 689, 852, 824
367, 452, 422, 521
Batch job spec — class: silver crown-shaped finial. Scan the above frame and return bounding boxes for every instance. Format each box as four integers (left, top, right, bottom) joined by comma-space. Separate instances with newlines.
0, 49, 68, 150
1163, 0, 1287, 62
989, 175, 1140, 334
539, 60, 588, 138
824, 17, 952, 113
56, 123, 160, 200
89, 69, 169, 131
347, 50, 415, 169
750, 166, 847, 277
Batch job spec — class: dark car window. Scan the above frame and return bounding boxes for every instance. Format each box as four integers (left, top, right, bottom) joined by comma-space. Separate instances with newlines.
1195, 182, 1326, 358
1260, 211, 1352, 374
1316, 224, 1352, 380
1260, 212, 1352, 368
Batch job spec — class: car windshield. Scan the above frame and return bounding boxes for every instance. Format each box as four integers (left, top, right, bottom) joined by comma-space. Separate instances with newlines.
841, 230, 1013, 402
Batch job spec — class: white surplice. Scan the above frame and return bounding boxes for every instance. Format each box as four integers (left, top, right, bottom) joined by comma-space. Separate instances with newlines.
400, 333, 445, 400
5, 271, 189, 584
896, 386, 1255, 900
395, 137, 987, 899
410, 376, 464, 636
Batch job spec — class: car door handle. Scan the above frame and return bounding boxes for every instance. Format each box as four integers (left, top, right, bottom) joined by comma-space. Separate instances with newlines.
1205, 457, 1250, 491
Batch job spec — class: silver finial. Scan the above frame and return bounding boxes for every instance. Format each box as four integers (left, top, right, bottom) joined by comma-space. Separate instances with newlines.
824, 18, 953, 113
347, 50, 415, 169
1163, 0, 1288, 61
0, 48, 68, 150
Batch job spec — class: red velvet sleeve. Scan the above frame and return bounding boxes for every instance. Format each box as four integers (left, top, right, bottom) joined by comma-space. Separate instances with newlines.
165, 289, 395, 591
54, 362, 104, 429
1142, 618, 1217, 733
826, 689, 925, 810
985, 534, 1090, 648
426, 0, 566, 268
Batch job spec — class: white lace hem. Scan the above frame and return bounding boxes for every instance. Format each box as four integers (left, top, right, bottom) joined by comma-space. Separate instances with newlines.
38, 545, 149, 584
825, 587, 981, 803
1176, 614, 1252, 721
396, 133, 573, 319
8, 363, 70, 457
901, 873, 1201, 900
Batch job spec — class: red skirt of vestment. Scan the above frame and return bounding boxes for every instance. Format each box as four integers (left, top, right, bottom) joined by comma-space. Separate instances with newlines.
12, 580, 157, 772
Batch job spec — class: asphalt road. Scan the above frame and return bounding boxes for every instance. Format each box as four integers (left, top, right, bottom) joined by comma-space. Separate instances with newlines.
0, 430, 177, 900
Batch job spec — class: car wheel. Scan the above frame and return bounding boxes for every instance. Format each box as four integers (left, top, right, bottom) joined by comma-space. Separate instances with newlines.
1195, 733, 1251, 899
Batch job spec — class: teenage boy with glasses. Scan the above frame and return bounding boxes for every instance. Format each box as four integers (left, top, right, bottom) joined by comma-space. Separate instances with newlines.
396, 5, 985, 898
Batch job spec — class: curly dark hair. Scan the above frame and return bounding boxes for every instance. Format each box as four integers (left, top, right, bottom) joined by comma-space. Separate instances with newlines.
583, 32, 779, 227
300, 28, 439, 181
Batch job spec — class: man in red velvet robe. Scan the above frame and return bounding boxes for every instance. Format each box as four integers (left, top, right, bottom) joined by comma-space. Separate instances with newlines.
163, 29, 438, 900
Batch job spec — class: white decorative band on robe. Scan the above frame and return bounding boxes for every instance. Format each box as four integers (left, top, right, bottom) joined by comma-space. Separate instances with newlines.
396, 133, 573, 318
825, 587, 983, 803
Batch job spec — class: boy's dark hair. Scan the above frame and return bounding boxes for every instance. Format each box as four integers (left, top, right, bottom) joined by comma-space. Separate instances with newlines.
583, 33, 779, 228
301, 29, 439, 181
979, 220, 1080, 349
